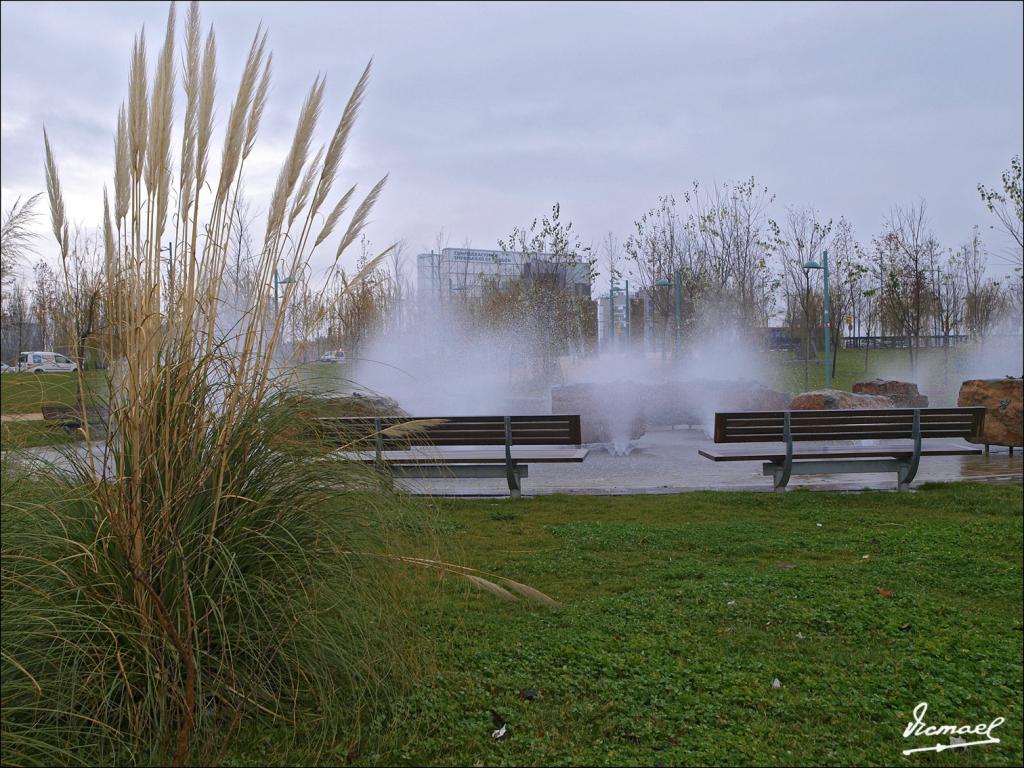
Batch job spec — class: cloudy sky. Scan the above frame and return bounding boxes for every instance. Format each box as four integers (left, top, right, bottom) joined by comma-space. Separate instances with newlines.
2, 0, 1022, 288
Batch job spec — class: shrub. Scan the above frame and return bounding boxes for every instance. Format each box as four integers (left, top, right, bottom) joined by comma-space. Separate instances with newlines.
2, 2, 411, 764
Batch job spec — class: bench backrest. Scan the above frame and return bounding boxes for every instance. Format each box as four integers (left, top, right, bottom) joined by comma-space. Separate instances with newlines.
713, 407, 985, 443
318, 415, 582, 450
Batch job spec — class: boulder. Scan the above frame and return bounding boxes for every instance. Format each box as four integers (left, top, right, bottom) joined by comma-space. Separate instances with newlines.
957, 377, 1023, 447
708, 380, 791, 412
550, 382, 646, 443
790, 389, 894, 410
852, 379, 929, 408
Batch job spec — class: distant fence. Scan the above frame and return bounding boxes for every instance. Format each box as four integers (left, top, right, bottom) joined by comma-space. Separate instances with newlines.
842, 335, 969, 350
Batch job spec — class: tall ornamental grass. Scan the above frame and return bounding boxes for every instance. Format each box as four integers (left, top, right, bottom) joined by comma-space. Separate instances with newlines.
2, 2, 419, 764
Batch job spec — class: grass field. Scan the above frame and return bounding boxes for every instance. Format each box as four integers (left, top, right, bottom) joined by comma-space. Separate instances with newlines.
228, 482, 1023, 766
0, 371, 106, 448
2, 344, 1017, 449
767, 344, 1008, 406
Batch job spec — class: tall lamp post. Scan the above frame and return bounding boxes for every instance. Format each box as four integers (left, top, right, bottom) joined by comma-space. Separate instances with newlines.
609, 283, 626, 352
273, 267, 296, 314
607, 279, 616, 352
803, 250, 831, 389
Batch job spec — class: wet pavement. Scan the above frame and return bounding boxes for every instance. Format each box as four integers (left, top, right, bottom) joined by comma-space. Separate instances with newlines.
5, 427, 1020, 496
396, 426, 1023, 496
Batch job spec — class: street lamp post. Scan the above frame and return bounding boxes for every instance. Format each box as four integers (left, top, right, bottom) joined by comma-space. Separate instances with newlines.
673, 270, 682, 352
608, 278, 616, 352
609, 284, 627, 353
655, 271, 684, 355
803, 250, 832, 390
274, 267, 296, 313
624, 279, 630, 349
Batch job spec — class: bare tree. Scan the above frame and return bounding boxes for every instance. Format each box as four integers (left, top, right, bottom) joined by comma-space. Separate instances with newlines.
680, 178, 776, 330
960, 229, 1004, 339
978, 155, 1023, 268
625, 180, 777, 358
877, 202, 937, 373
57, 230, 106, 368
825, 217, 867, 381
0, 284, 33, 362
496, 203, 595, 375
771, 206, 832, 388
934, 243, 968, 382
624, 196, 682, 357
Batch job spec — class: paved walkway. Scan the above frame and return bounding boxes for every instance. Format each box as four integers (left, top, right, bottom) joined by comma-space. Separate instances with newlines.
397, 426, 1023, 496
5, 427, 1020, 495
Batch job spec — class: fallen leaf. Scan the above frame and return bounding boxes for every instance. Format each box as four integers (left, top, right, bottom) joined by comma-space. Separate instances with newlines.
878, 588, 894, 599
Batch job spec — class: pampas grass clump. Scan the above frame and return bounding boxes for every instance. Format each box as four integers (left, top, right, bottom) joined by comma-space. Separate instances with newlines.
1, 2, 416, 764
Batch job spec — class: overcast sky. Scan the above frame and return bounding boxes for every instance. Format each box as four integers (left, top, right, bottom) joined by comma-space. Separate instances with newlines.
2, 0, 1022, 289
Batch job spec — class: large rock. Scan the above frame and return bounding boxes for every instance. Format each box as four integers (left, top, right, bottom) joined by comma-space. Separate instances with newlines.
957, 377, 1023, 447
550, 382, 646, 444
790, 389, 894, 410
852, 379, 929, 408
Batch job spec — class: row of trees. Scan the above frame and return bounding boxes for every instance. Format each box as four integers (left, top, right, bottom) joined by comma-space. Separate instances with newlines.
2, 158, 1021, 375
620, 159, 1023, 376
0, 190, 410, 366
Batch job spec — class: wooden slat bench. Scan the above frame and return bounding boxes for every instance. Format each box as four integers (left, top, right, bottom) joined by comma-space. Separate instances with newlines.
699, 407, 986, 491
40, 404, 110, 434
318, 415, 587, 497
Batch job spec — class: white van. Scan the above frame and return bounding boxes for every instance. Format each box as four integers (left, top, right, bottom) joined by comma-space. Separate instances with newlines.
17, 351, 78, 373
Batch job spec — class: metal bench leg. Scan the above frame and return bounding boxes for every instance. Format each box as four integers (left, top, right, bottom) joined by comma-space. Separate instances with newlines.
503, 415, 521, 498
896, 460, 916, 491
506, 466, 522, 498
764, 461, 791, 491
897, 409, 922, 491
771, 411, 794, 492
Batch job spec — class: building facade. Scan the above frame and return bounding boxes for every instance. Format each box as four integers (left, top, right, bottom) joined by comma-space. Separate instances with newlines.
417, 248, 591, 305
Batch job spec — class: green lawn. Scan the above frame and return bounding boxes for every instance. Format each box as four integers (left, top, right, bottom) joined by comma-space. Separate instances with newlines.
0, 372, 106, 449
0, 347, 1003, 449
228, 482, 1023, 766
766, 344, 1004, 406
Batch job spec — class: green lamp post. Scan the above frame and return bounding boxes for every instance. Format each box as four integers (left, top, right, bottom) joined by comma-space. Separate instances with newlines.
624, 280, 630, 348
274, 268, 296, 313
803, 250, 831, 390
655, 271, 683, 352
609, 283, 629, 352
608, 279, 616, 352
